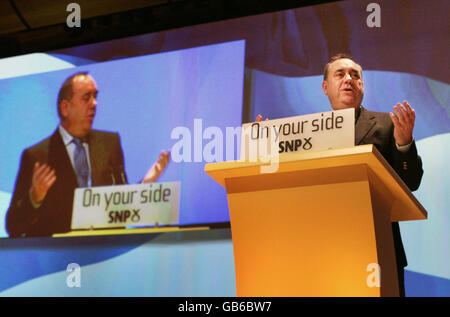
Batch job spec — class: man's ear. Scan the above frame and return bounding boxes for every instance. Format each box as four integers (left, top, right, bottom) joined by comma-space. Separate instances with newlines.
322, 81, 328, 96
59, 100, 69, 119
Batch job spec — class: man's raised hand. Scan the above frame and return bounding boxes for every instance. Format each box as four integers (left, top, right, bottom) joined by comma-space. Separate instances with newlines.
142, 150, 170, 183
30, 162, 57, 204
389, 101, 416, 146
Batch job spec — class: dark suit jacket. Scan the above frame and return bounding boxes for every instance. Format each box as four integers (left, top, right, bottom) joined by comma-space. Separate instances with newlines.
356, 106, 423, 267
6, 128, 128, 237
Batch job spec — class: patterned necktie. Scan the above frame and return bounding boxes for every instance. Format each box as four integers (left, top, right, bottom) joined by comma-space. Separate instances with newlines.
72, 137, 89, 187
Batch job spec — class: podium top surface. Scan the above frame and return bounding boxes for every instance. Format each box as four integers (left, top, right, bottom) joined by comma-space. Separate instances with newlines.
205, 145, 427, 222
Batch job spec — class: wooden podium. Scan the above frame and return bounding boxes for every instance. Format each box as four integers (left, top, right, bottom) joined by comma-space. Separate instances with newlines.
205, 145, 427, 297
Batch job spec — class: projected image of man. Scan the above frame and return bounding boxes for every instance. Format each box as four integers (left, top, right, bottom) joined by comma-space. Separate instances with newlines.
6, 72, 170, 237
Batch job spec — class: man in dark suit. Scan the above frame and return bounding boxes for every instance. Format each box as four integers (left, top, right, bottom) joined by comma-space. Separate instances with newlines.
321, 53, 423, 296
6, 72, 170, 238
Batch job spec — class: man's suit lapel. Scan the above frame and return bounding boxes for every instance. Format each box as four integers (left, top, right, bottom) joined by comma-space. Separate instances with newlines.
49, 130, 78, 188
355, 106, 376, 145
87, 131, 106, 186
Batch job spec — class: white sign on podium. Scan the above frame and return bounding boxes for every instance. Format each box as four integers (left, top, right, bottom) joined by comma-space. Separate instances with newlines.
71, 181, 180, 230
240, 108, 355, 172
